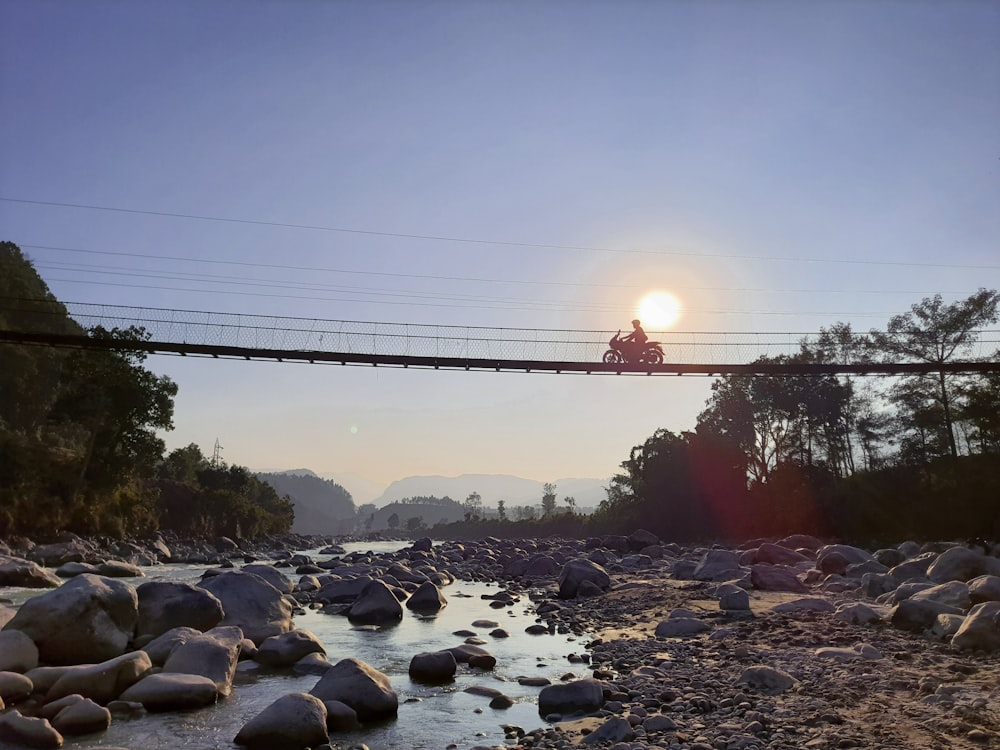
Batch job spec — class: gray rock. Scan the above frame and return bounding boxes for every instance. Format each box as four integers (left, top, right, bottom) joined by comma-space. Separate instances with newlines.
47, 651, 152, 704
750, 564, 808, 593
931, 613, 966, 640
582, 716, 634, 745
654, 618, 711, 637
408, 650, 457, 683
927, 546, 1000, 584
833, 602, 883, 625
97, 560, 144, 578
55, 562, 99, 578
952, 601, 1000, 651
969, 575, 1000, 604
716, 583, 750, 611
736, 665, 796, 694
772, 597, 835, 613
909, 580, 971, 611
136, 581, 225, 638
50, 697, 111, 736
0, 630, 39, 672
348, 580, 403, 624
234, 692, 328, 750
309, 658, 398, 722
240, 564, 293, 594
316, 576, 375, 604
292, 652, 333, 676
141, 626, 201, 665
118, 672, 219, 711
0, 671, 33, 703
405, 580, 448, 613
198, 571, 293, 644
3, 573, 137, 664
256, 629, 326, 668
162, 625, 242, 696
538, 678, 604, 716
814, 643, 881, 661
754, 542, 811, 566
0, 710, 63, 749
693, 549, 743, 581
888, 551, 937, 581
558, 559, 611, 599
888, 598, 964, 632
323, 699, 360, 731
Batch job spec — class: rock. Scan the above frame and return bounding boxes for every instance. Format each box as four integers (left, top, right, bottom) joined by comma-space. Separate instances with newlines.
55, 562, 99, 578
737, 665, 796, 693
47, 651, 152, 704
557, 559, 611, 599
952, 601, 1000, 651
889, 598, 964, 632
0, 670, 33, 703
0, 710, 63, 748
316, 576, 375, 604
750, 564, 808, 593
256, 629, 326, 669
27, 540, 93, 567
0, 557, 62, 588
537, 678, 604, 716
198, 571, 293, 644
716, 583, 751, 611
817, 544, 872, 572
136, 581, 225, 638
771, 597, 835, 613
970, 575, 1000, 604
405, 581, 448, 613
50, 697, 111, 736
524, 555, 560, 578
654, 618, 711, 637
909, 580, 971, 611
118, 672, 219, 711
833, 602, 883, 625
141, 626, 201, 665
927, 546, 1000, 583
888, 551, 937, 580
97, 560, 144, 578
323, 699, 360, 731
234, 692, 328, 750
3, 574, 138, 664
693, 549, 744, 581
814, 644, 881, 662
239, 564, 293, 594
408, 650, 457, 683
348, 580, 403, 624
582, 716, 634, 745
162, 625, 242, 696
0, 630, 40, 672
292, 652, 333, 676
628, 528, 660, 550
754, 542, 811, 566
411, 537, 433, 553
309, 658, 398, 722
932, 614, 966, 640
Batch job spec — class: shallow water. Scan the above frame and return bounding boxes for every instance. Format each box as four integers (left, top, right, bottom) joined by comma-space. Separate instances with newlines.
11, 541, 590, 749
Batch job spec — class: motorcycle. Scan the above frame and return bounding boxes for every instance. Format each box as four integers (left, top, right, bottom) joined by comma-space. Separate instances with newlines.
603, 331, 664, 365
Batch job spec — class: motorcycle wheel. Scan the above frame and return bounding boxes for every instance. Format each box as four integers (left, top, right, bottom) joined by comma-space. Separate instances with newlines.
645, 350, 664, 365
603, 350, 624, 364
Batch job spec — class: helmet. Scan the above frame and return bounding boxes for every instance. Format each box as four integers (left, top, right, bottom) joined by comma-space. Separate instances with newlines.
631, 319, 640, 326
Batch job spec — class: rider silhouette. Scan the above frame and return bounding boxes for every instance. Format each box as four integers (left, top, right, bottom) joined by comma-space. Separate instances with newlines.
621, 319, 647, 362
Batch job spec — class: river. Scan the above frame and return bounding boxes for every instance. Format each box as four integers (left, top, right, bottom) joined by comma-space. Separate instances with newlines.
6, 540, 590, 749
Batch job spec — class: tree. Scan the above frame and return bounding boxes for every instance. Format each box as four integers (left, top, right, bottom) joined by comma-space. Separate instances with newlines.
406, 516, 424, 532
563, 496, 576, 514
496, 499, 507, 521
387, 512, 400, 530
463, 491, 482, 521
871, 290, 1000, 460
541, 483, 557, 518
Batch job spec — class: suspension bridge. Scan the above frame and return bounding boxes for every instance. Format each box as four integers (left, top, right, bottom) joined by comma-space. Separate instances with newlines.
2, 301, 998, 376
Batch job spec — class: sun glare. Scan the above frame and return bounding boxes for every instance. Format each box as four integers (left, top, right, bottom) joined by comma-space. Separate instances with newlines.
637, 291, 682, 329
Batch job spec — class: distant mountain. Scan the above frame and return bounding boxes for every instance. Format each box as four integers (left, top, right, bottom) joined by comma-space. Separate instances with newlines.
256, 471, 357, 535
374, 474, 609, 511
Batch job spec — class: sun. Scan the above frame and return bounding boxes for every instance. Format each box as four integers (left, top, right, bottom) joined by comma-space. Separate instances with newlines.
637, 291, 683, 329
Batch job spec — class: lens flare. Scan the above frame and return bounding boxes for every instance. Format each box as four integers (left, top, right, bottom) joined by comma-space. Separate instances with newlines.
637, 291, 682, 329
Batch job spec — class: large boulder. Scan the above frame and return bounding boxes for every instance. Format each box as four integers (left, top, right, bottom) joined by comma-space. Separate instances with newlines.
753, 543, 811, 566
909, 581, 971, 611
141, 626, 201, 665
952, 601, 1000, 651
47, 651, 152, 704
239, 564, 293, 594
347, 580, 403, 624
3, 574, 137, 664
234, 692, 328, 750
969, 575, 1000, 604
538, 678, 604, 717
0, 710, 63, 749
315, 576, 375, 605
889, 598, 964, 633
118, 672, 219, 711
197, 571, 293, 644
408, 650, 457, 683
162, 625, 242, 696
750, 564, 808, 593
136, 581, 225, 639
309, 658, 398, 722
0, 556, 62, 588
928, 546, 1000, 584
46, 695, 112, 736
557, 559, 611, 599
255, 630, 326, 669
405, 581, 448, 614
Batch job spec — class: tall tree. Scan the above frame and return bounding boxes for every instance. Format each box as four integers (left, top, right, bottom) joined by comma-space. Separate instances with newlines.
870, 290, 1000, 460
541, 483, 557, 518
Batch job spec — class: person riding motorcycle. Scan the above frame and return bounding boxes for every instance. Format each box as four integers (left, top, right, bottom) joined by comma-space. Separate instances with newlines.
620, 319, 647, 361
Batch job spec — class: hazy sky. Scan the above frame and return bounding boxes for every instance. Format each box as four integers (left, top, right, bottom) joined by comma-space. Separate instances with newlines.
2, 1, 998, 494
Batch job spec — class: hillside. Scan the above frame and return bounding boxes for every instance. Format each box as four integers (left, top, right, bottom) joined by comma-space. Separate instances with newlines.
256, 471, 357, 535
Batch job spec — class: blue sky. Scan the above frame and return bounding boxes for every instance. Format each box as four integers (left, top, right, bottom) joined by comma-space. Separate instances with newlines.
2, 1, 998, 496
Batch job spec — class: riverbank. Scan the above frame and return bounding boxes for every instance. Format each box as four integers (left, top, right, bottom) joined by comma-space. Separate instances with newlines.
0, 532, 998, 749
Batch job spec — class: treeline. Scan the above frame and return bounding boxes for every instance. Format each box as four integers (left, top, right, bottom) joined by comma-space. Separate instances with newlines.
0, 242, 294, 538
433, 290, 1000, 544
